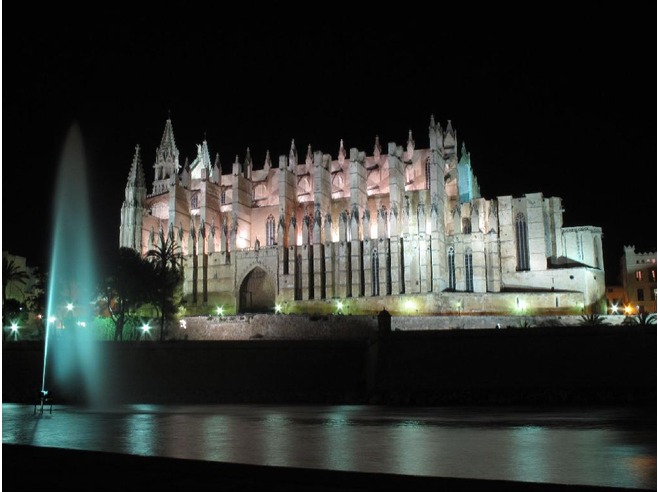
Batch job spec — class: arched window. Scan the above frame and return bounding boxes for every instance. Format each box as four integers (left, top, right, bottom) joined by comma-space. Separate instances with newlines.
465, 248, 473, 292
448, 247, 456, 290
462, 218, 471, 234
515, 213, 530, 271
372, 249, 379, 296
266, 215, 275, 246
425, 156, 431, 190
220, 189, 226, 205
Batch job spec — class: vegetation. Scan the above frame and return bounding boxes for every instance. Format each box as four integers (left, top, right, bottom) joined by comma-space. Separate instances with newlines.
146, 238, 184, 342
2, 257, 30, 307
578, 313, 609, 326
100, 248, 153, 341
621, 312, 657, 326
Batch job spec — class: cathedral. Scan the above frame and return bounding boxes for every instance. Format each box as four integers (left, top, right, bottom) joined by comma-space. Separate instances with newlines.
120, 116, 606, 316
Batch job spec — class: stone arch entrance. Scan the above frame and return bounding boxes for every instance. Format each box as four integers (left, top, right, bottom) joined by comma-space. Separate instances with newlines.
238, 267, 276, 313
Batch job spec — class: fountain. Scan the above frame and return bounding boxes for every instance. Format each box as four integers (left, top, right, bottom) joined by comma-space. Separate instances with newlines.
42, 123, 107, 407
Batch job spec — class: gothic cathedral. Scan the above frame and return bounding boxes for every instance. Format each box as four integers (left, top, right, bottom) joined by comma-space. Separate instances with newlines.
120, 116, 606, 316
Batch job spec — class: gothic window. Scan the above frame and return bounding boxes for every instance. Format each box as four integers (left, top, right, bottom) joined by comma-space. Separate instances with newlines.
372, 249, 380, 296
515, 213, 530, 271
462, 218, 471, 234
637, 289, 645, 301
652, 269, 656, 282
266, 215, 275, 246
635, 271, 642, 281
465, 248, 474, 292
220, 189, 226, 205
191, 191, 199, 209
448, 247, 456, 290
425, 156, 431, 190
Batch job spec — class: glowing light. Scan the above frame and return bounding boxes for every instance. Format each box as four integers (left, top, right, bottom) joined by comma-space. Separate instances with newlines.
180, 319, 187, 329
66, 303, 74, 311
274, 303, 282, 314
216, 306, 224, 316
610, 304, 619, 314
141, 323, 151, 333
518, 300, 527, 311
10, 322, 19, 333
77, 321, 86, 327
624, 305, 632, 315
404, 299, 415, 311
48, 316, 57, 324
336, 300, 344, 313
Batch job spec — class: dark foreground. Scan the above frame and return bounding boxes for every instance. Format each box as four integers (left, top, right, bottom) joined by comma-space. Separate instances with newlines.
3, 444, 651, 492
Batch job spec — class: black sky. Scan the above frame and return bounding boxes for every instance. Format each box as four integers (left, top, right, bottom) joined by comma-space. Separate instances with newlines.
2, 5, 656, 284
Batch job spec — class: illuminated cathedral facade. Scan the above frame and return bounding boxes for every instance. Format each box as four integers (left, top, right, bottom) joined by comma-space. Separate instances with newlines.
120, 116, 606, 316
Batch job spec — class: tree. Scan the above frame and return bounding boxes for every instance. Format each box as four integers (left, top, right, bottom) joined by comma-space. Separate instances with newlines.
146, 238, 183, 341
622, 312, 657, 326
578, 313, 609, 326
24, 267, 47, 339
2, 257, 30, 307
100, 247, 152, 341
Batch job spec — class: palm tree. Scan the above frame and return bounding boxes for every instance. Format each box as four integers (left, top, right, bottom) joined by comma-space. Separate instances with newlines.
2, 257, 30, 307
146, 238, 183, 341
622, 312, 657, 326
578, 313, 609, 326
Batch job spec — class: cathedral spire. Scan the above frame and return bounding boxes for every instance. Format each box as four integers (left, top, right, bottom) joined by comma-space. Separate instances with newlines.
152, 117, 181, 194
289, 139, 298, 168
406, 130, 415, 157
159, 117, 178, 158
305, 144, 313, 166
244, 147, 253, 179
429, 114, 436, 129
338, 139, 346, 165
446, 119, 454, 135
128, 144, 145, 189
373, 135, 381, 161
264, 149, 272, 171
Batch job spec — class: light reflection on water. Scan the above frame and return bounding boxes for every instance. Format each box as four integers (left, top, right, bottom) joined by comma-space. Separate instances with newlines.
3, 404, 655, 489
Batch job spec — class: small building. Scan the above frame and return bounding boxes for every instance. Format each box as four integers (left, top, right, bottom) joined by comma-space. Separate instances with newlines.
620, 246, 657, 314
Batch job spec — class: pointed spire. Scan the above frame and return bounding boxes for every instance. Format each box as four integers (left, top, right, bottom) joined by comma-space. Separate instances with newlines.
264, 149, 272, 170
338, 139, 346, 165
446, 119, 454, 135
289, 139, 298, 166
373, 135, 381, 158
213, 153, 221, 184
201, 140, 212, 168
244, 147, 253, 179
128, 144, 145, 189
406, 129, 415, 156
430, 114, 436, 128
305, 144, 313, 166
159, 117, 178, 156
459, 141, 470, 165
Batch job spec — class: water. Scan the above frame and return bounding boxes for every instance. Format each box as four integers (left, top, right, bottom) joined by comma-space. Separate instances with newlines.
3, 404, 655, 489
43, 124, 104, 406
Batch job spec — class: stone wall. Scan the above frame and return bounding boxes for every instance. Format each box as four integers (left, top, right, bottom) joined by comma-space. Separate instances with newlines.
167, 313, 630, 341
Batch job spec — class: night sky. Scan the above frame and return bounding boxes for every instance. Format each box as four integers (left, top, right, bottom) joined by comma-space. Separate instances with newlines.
2, 6, 656, 285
